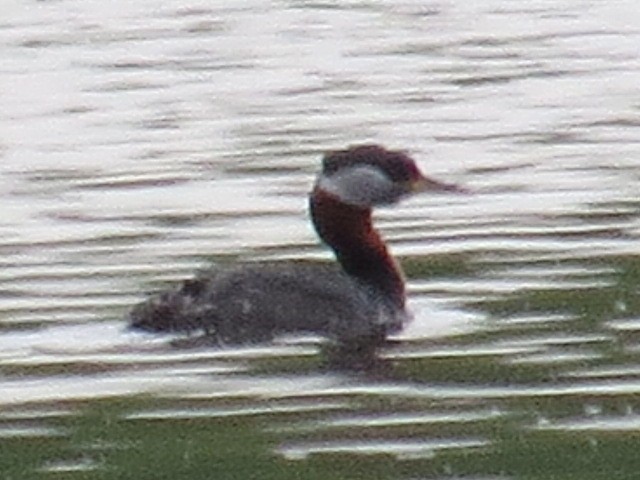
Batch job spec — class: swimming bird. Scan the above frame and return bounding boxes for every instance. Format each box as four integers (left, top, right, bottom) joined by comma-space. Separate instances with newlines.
129, 144, 460, 347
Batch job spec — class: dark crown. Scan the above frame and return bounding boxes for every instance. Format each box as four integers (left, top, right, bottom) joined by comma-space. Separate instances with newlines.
322, 145, 421, 183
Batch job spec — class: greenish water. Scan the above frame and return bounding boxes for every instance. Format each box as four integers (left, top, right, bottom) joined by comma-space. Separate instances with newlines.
3, 253, 640, 479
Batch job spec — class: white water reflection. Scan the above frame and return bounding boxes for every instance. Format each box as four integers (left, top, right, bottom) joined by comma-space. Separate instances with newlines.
277, 437, 489, 461
125, 401, 351, 421
537, 415, 640, 432
298, 409, 504, 430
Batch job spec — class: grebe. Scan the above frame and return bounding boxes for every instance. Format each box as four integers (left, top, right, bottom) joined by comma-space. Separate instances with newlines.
129, 145, 460, 346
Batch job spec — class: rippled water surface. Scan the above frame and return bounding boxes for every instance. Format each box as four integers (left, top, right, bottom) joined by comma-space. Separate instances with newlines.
2, 0, 640, 478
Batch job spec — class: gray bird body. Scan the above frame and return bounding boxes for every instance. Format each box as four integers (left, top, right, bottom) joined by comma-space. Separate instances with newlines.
129, 261, 406, 344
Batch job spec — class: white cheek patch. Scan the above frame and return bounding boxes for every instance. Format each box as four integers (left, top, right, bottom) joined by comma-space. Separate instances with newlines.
317, 165, 400, 207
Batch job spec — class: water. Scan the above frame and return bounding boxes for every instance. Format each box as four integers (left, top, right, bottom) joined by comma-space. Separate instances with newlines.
1, 0, 640, 478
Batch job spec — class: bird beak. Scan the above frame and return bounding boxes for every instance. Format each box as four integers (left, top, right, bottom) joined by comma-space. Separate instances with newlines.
410, 174, 468, 194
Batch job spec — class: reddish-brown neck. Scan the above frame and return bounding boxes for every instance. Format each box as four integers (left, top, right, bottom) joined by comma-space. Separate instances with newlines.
309, 187, 406, 309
